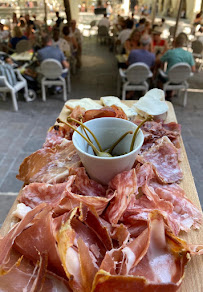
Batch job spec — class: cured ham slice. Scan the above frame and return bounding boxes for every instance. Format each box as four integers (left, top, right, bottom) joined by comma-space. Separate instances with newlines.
106, 169, 137, 224
0, 250, 71, 292
19, 181, 68, 209
54, 174, 114, 216
19, 171, 113, 216
71, 167, 106, 198
150, 180, 202, 233
17, 139, 81, 184
133, 120, 181, 152
13, 206, 66, 277
123, 164, 201, 235
91, 211, 192, 292
83, 105, 128, 122
137, 136, 183, 184
43, 125, 68, 148
57, 205, 112, 292
0, 203, 46, 270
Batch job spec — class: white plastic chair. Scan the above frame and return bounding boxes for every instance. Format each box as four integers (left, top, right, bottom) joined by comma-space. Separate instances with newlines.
191, 40, 203, 72
159, 63, 193, 107
0, 69, 29, 111
40, 59, 71, 102
118, 63, 153, 100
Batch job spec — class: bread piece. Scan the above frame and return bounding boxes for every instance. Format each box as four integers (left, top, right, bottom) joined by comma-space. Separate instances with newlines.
65, 98, 102, 111
132, 93, 168, 120
100, 96, 137, 119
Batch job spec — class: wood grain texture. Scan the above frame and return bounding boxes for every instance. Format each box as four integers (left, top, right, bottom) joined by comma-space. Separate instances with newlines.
1, 101, 202, 292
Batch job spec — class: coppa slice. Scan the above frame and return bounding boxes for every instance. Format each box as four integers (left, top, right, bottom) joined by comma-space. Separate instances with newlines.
137, 136, 183, 184
17, 139, 81, 184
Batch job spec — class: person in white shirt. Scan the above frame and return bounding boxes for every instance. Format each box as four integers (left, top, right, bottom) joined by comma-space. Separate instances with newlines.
98, 13, 110, 28
69, 20, 82, 68
0, 23, 9, 41
52, 27, 71, 58
117, 19, 134, 45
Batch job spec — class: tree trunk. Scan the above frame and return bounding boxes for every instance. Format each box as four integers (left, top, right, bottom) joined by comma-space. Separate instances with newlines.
63, 0, 72, 23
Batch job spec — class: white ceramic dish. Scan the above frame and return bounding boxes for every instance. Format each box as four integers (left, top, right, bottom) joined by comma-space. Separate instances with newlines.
72, 117, 144, 185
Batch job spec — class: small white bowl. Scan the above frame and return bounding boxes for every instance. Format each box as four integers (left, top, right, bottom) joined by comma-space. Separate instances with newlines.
72, 117, 144, 185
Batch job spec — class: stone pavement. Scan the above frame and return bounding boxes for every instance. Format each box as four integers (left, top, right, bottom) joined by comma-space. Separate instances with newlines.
0, 35, 203, 226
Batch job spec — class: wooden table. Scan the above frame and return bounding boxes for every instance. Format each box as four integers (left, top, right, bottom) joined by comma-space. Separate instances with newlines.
1, 101, 203, 292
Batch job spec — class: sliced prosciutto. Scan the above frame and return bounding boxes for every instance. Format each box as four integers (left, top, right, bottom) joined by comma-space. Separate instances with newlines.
19, 169, 113, 216
137, 136, 183, 184
92, 211, 194, 292
57, 205, 112, 292
13, 206, 65, 277
122, 164, 202, 235
0, 250, 71, 292
132, 119, 181, 152
17, 139, 81, 184
0, 203, 47, 271
106, 169, 137, 224
150, 180, 202, 232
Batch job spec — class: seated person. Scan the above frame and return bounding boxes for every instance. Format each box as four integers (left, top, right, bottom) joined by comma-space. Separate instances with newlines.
52, 27, 71, 58
157, 35, 195, 99
24, 24, 35, 44
9, 26, 28, 50
136, 17, 146, 33
160, 35, 195, 74
127, 34, 155, 69
62, 25, 78, 53
117, 19, 134, 46
69, 20, 82, 68
152, 27, 168, 56
0, 23, 9, 40
37, 34, 69, 69
98, 13, 110, 28
124, 29, 141, 54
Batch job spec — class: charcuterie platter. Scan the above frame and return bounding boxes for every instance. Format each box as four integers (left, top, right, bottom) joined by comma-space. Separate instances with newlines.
0, 96, 202, 292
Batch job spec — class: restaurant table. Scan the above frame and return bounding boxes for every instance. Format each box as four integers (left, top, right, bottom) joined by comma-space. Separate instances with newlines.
115, 54, 128, 68
0, 100, 203, 292
11, 50, 34, 62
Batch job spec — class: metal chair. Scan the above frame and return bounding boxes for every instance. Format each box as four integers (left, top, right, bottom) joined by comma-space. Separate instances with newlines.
159, 63, 193, 107
97, 26, 110, 44
89, 20, 97, 37
0, 68, 29, 111
16, 40, 32, 53
40, 59, 70, 102
191, 40, 203, 72
118, 63, 153, 100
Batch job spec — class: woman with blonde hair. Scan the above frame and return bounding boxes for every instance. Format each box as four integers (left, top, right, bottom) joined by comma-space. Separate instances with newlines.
9, 26, 28, 49
124, 29, 141, 54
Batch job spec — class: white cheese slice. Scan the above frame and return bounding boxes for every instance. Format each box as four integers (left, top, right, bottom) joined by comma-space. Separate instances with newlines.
12, 203, 32, 219
65, 98, 102, 111
132, 90, 168, 120
100, 96, 137, 119
144, 88, 165, 101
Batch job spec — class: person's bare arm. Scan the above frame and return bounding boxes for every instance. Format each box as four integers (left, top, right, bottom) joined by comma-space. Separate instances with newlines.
62, 60, 69, 69
191, 65, 196, 72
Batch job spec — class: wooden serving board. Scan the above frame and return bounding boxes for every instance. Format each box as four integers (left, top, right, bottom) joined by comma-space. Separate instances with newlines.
1, 100, 203, 292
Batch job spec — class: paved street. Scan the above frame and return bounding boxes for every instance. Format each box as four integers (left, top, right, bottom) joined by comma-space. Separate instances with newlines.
0, 34, 203, 226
